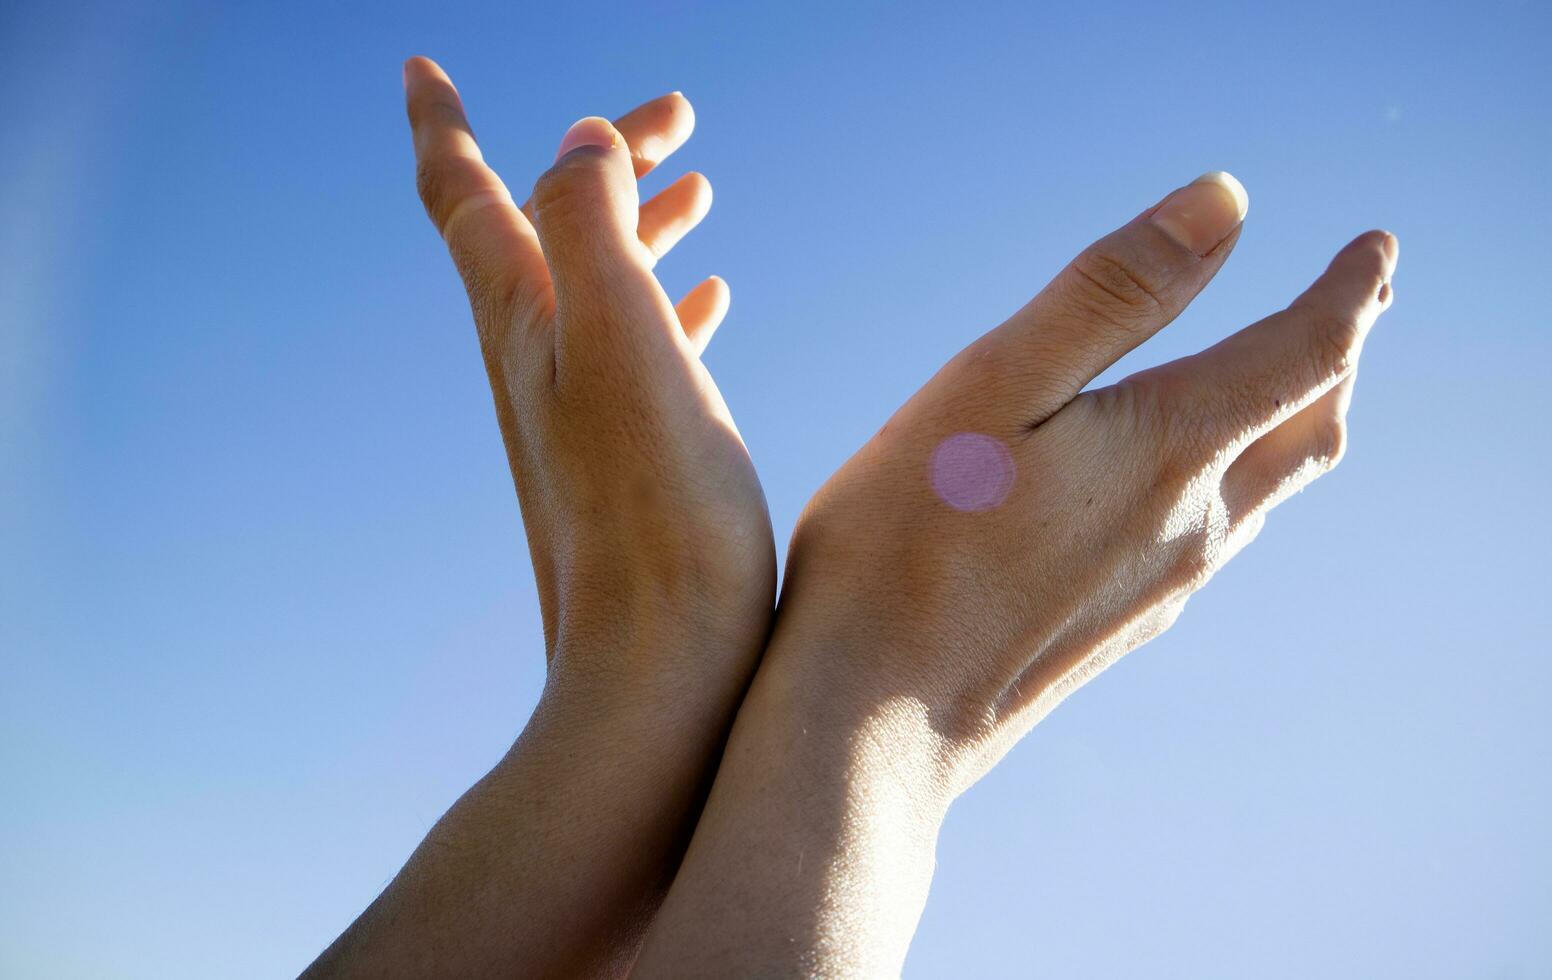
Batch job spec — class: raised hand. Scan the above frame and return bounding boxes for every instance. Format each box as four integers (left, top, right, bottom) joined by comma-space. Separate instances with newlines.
633, 173, 1397, 977
304, 58, 775, 978
404, 57, 772, 671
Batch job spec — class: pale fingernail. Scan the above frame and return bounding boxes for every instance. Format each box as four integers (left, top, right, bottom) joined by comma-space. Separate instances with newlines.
1151, 171, 1250, 256
1379, 230, 1399, 280
555, 116, 618, 160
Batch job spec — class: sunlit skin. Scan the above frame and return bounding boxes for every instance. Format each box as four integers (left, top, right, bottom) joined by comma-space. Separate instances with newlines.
308, 57, 1396, 978
304, 59, 775, 978
634, 191, 1396, 977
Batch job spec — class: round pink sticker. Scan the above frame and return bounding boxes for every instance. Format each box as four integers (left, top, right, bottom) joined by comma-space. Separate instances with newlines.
929, 432, 1015, 512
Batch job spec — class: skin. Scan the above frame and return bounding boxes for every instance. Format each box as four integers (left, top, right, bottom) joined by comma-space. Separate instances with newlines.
303, 59, 775, 978
308, 58, 1398, 978
632, 182, 1398, 975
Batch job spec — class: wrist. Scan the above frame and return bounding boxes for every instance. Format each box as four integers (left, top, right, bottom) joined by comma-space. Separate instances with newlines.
746, 620, 960, 824
632, 625, 954, 977
547, 588, 770, 694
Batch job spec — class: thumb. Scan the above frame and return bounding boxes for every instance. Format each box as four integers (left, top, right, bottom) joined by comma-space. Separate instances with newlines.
530, 117, 671, 345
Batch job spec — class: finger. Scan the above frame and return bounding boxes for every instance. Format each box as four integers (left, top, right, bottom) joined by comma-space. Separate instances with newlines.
639, 172, 712, 265
1221, 373, 1356, 523
675, 276, 730, 354
529, 117, 678, 349
403, 57, 549, 314
980, 172, 1250, 425
520, 92, 696, 220
1167, 230, 1396, 459
613, 91, 696, 179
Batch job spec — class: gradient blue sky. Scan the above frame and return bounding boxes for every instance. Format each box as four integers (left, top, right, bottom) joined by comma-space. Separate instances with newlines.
3, 1, 1548, 976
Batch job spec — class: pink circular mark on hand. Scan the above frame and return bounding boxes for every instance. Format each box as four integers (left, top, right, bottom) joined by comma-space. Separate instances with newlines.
929, 432, 1015, 512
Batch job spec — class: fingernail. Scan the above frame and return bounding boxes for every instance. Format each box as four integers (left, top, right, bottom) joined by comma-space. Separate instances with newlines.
1379, 230, 1399, 279
1151, 171, 1250, 256
555, 116, 618, 160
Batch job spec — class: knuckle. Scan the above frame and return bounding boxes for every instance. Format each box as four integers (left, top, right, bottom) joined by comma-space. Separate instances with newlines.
1170, 500, 1229, 593
1308, 308, 1363, 381
414, 157, 453, 226
1065, 245, 1167, 325
531, 154, 607, 224
1149, 514, 1222, 597
1174, 545, 1217, 593
1312, 415, 1348, 471
1113, 364, 1180, 415
529, 169, 571, 221
413, 97, 466, 134
414, 155, 484, 233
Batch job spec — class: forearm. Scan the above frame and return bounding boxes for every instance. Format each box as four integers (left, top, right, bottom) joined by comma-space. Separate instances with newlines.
632, 632, 954, 979
303, 636, 755, 980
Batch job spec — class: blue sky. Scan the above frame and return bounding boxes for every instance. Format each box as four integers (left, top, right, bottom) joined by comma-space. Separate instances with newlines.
2, 1, 1548, 976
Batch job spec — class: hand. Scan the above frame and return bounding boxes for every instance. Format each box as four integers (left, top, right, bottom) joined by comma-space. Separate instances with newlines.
633, 173, 1397, 976
779, 175, 1394, 785
305, 59, 775, 978
405, 59, 773, 681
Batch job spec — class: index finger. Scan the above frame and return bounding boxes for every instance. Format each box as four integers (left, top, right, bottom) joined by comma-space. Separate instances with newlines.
405, 56, 550, 317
